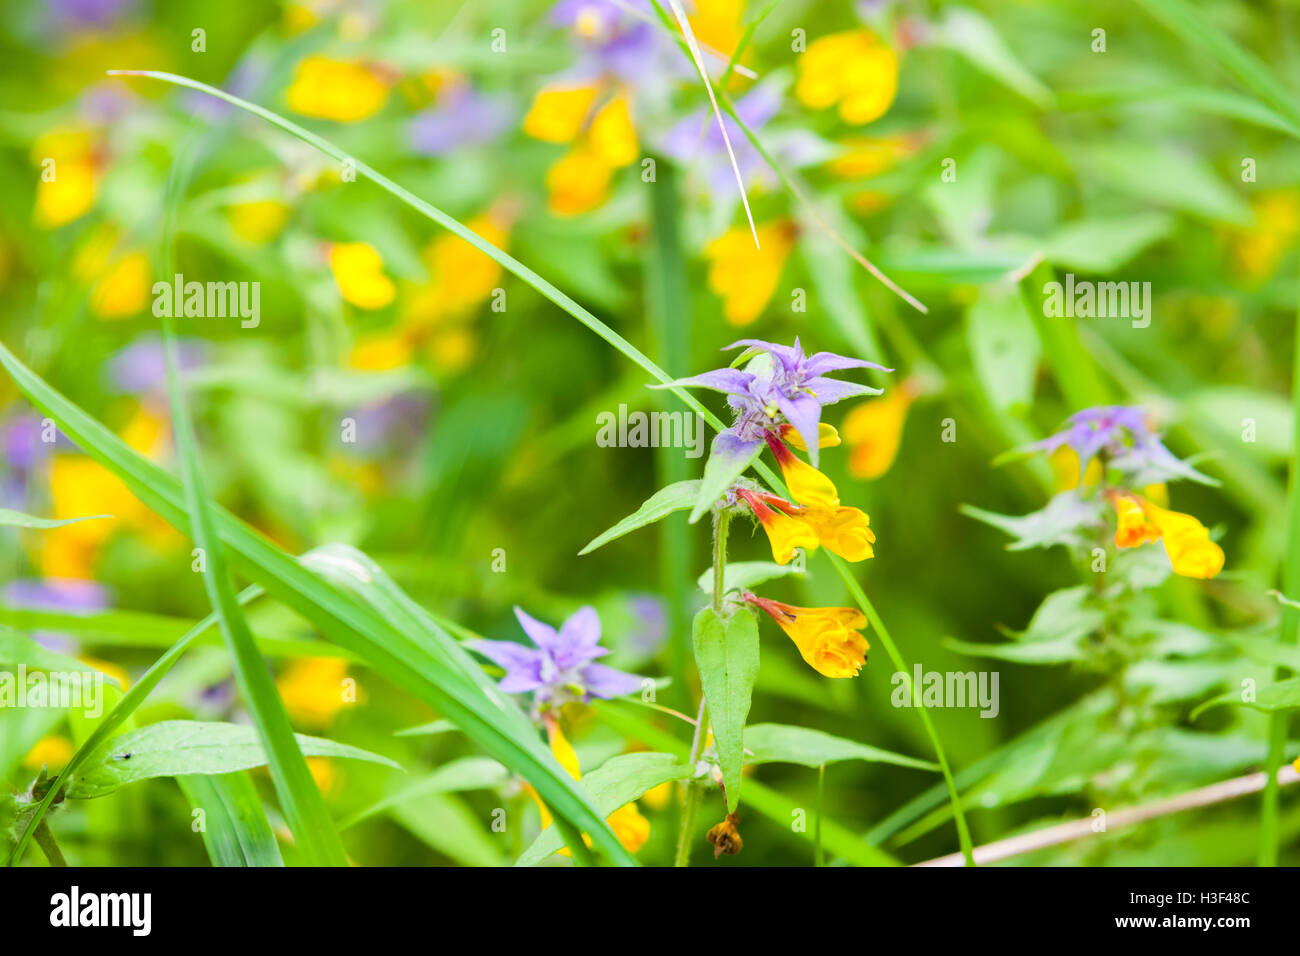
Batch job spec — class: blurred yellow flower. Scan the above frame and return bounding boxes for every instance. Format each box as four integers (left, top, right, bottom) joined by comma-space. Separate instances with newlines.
587, 95, 639, 167
828, 134, 918, 180
1112, 494, 1160, 549
1143, 502, 1224, 579
534, 722, 650, 856
329, 242, 395, 309
1228, 191, 1300, 282
287, 56, 390, 122
276, 657, 354, 728
89, 251, 151, 319
546, 142, 616, 216
23, 735, 75, 771
306, 757, 340, 795
229, 199, 290, 244
796, 29, 898, 125
422, 211, 510, 314
841, 386, 914, 480
1048, 445, 1103, 493
704, 221, 796, 325
523, 83, 598, 143
32, 128, 99, 228
348, 332, 412, 371
689, 0, 744, 60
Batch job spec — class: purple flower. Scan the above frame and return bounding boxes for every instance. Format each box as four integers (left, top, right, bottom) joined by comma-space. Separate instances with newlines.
50, 0, 133, 28
549, 0, 674, 87
656, 338, 888, 467
411, 83, 513, 156
342, 392, 430, 454
107, 335, 206, 395
469, 606, 643, 713
3, 578, 112, 655
1028, 405, 1213, 484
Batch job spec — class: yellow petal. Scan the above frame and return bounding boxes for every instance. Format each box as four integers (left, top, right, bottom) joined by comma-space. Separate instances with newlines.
329, 242, 395, 309
704, 222, 796, 325
545, 143, 614, 216
287, 56, 389, 122
523, 83, 598, 143
588, 94, 639, 167
841, 389, 912, 479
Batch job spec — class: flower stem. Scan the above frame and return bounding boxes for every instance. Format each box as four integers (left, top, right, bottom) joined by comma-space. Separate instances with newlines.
34, 819, 66, 867
675, 510, 731, 867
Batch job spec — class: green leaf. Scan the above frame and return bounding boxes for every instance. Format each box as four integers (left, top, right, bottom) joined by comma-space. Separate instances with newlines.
515, 753, 693, 866
962, 494, 1098, 552
391, 791, 504, 866
933, 7, 1053, 108
66, 720, 400, 798
742, 723, 939, 771
965, 283, 1041, 413
0, 627, 120, 685
176, 772, 285, 867
945, 586, 1104, 664
696, 560, 804, 596
578, 480, 700, 555
0, 508, 111, 530
1072, 142, 1251, 224
0, 344, 636, 867
1042, 213, 1175, 273
690, 434, 762, 523
340, 757, 509, 830
1192, 677, 1300, 720
693, 607, 760, 813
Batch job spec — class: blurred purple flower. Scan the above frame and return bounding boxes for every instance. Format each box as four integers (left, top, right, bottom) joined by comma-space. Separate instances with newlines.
344, 392, 430, 453
470, 605, 643, 712
625, 594, 667, 657
411, 84, 513, 156
184, 56, 269, 121
50, 0, 133, 27
108, 335, 206, 395
3, 578, 111, 655
1027, 405, 1213, 484
655, 338, 888, 467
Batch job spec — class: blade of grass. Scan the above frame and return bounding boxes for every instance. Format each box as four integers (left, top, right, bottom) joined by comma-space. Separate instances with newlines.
1134, 0, 1300, 130
177, 772, 285, 867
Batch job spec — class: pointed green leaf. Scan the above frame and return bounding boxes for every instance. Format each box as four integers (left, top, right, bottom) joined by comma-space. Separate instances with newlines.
579, 480, 700, 555
176, 772, 285, 867
66, 720, 400, 798
742, 724, 938, 771
693, 606, 759, 812
0, 509, 111, 530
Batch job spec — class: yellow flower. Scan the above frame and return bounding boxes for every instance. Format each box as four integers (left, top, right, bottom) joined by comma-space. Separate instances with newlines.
276, 657, 353, 728
803, 505, 876, 562
606, 802, 650, 853
306, 757, 339, 795
422, 211, 510, 314
587, 94, 638, 167
348, 332, 412, 371
840, 387, 914, 480
1143, 502, 1224, 579
23, 735, 75, 771
737, 488, 820, 566
546, 142, 616, 216
796, 30, 898, 125
1112, 494, 1160, 549
765, 434, 840, 509
1228, 191, 1300, 282
748, 595, 869, 678
780, 422, 841, 451
536, 722, 650, 856
523, 83, 598, 143
329, 242, 395, 309
89, 252, 151, 319
827, 134, 918, 180
704, 221, 796, 325
1048, 445, 1103, 493
287, 56, 390, 122
229, 199, 290, 244
688, 0, 744, 59
32, 128, 98, 228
